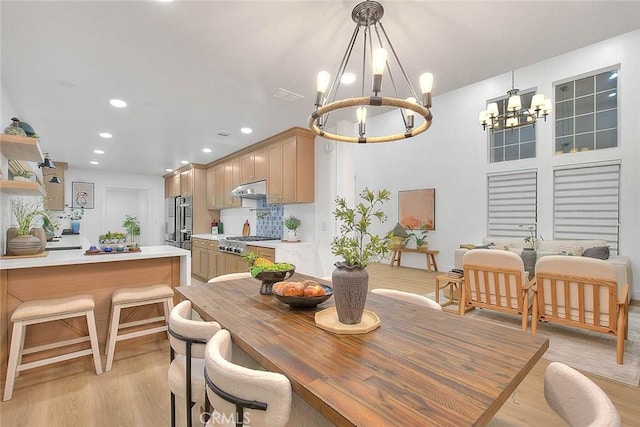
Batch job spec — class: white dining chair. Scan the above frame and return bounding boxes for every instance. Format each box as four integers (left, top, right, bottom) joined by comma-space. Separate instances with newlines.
207, 272, 252, 283
371, 288, 442, 310
544, 362, 620, 427
203, 329, 292, 427
168, 300, 221, 427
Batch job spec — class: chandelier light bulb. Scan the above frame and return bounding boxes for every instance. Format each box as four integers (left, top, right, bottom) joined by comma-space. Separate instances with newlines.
357, 106, 367, 123
531, 94, 545, 110
543, 99, 553, 114
372, 48, 388, 75
419, 72, 434, 107
317, 71, 331, 94
507, 95, 521, 112
405, 97, 417, 117
506, 117, 518, 127
479, 111, 489, 125
487, 103, 499, 118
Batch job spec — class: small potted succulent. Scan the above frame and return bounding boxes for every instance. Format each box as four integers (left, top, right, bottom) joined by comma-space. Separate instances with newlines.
12, 170, 32, 182
284, 215, 301, 241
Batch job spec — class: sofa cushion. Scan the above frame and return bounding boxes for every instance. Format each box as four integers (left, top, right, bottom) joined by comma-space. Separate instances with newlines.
537, 239, 606, 253
582, 246, 610, 260
558, 245, 584, 256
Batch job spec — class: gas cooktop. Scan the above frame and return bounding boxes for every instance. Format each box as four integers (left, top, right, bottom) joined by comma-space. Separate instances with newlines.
225, 236, 279, 242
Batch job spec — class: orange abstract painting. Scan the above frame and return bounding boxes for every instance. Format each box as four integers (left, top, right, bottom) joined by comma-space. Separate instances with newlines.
398, 189, 435, 230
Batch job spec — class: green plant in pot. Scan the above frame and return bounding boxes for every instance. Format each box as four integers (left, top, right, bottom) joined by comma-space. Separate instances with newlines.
284, 215, 301, 241
7, 198, 45, 256
122, 215, 141, 247
331, 188, 393, 324
407, 225, 429, 249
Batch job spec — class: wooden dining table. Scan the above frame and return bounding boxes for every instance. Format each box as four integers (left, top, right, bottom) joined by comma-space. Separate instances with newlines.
176, 273, 549, 427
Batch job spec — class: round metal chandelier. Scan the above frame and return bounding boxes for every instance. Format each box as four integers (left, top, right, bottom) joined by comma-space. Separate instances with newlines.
309, 1, 434, 144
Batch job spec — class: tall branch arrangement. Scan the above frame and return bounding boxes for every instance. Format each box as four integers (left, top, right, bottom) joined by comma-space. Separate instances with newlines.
331, 188, 393, 267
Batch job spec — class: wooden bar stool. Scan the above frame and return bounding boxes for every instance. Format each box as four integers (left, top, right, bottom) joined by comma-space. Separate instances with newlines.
105, 284, 174, 372
3, 294, 102, 401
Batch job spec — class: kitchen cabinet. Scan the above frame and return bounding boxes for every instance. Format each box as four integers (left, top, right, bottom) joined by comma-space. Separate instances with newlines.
206, 163, 225, 210
246, 245, 275, 263
180, 169, 193, 197
266, 127, 315, 205
165, 173, 180, 198
42, 161, 67, 211
240, 147, 266, 184
223, 252, 244, 274
0, 134, 46, 197
223, 159, 241, 208
165, 166, 219, 235
192, 238, 224, 281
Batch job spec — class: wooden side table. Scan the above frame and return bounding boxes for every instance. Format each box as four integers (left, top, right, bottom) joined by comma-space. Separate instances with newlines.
389, 247, 439, 271
435, 274, 473, 314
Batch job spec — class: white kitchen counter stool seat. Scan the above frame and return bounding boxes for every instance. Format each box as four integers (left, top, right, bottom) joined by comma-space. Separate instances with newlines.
105, 284, 174, 372
3, 293, 102, 401
207, 272, 252, 283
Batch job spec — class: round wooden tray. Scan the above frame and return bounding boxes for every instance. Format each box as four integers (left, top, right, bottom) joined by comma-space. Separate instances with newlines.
314, 307, 380, 334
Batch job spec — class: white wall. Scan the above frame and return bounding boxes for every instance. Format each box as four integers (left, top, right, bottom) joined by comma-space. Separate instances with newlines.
52, 168, 165, 247
314, 30, 639, 298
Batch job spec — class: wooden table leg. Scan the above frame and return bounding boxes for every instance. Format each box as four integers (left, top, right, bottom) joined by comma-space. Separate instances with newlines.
430, 253, 438, 271
390, 250, 401, 268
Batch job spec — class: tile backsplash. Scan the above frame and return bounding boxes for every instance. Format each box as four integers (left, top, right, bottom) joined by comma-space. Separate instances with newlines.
255, 198, 283, 238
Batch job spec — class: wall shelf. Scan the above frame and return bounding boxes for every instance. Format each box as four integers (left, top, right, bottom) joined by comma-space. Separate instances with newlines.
0, 180, 46, 196
0, 134, 44, 163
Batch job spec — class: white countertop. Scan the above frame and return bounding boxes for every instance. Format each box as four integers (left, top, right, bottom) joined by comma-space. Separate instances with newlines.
0, 245, 191, 270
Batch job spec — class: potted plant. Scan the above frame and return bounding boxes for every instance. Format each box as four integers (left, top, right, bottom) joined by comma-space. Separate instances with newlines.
7, 198, 44, 255
331, 188, 393, 324
122, 215, 141, 246
284, 215, 301, 241
99, 231, 127, 250
61, 205, 84, 234
407, 225, 429, 249
519, 224, 538, 279
12, 170, 32, 182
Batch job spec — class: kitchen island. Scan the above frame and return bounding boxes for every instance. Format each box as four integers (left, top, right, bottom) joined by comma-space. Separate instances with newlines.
0, 245, 190, 386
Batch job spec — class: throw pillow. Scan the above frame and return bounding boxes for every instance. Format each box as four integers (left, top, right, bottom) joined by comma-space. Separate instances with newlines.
559, 245, 584, 256
582, 246, 610, 260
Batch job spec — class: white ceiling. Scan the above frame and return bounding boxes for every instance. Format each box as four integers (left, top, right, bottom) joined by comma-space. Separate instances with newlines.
2, 1, 639, 175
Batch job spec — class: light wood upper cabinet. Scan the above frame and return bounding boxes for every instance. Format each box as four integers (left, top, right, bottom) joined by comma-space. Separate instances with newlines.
43, 161, 67, 211
240, 147, 266, 184
224, 159, 241, 208
180, 169, 193, 197
207, 164, 226, 210
165, 174, 180, 198
267, 128, 315, 205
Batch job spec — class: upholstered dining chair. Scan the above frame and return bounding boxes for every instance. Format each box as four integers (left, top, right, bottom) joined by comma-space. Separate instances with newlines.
370, 288, 442, 310
207, 272, 252, 283
544, 362, 621, 426
168, 300, 221, 427
204, 329, 292, 427
532, 256, 630, 364
461, 249, 535, 331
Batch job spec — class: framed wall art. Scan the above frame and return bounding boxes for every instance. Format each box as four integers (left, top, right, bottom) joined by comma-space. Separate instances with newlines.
72, 181, 95, 209
398, 188, 435, 230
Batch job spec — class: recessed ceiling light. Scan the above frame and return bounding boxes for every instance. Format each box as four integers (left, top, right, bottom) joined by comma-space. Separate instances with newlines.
90, 160, 100, 165
109, 99, 127, 108
202, 148, 212, 153
94, 149, 105, 154
99, 132, 112, 138
165, 168, 173, 172
341, 73, 356, 84
240, 127, 252, 134
180, 160, 189, 164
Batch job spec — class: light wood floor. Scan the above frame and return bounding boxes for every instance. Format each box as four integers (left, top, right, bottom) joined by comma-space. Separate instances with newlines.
1, 263, 638, 426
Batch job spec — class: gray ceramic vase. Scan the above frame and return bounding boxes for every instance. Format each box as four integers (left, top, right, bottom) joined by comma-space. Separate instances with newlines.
521, 248, 537, 280
331, 262, 369, 324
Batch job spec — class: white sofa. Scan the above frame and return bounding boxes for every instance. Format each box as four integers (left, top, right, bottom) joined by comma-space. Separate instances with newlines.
454, 237, 632, 289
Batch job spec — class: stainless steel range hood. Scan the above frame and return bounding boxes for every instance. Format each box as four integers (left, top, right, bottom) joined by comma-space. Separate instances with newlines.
231, 180, 267, 199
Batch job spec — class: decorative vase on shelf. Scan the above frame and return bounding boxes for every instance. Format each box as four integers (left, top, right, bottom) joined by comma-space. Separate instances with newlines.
71, 220, 80, 234
30, 227, 46, 253
521, 248, 537, 280
286, 229, 298, 241
4, 117, 27, 137
7, 234, 42, 256
331, 262, 369, 324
